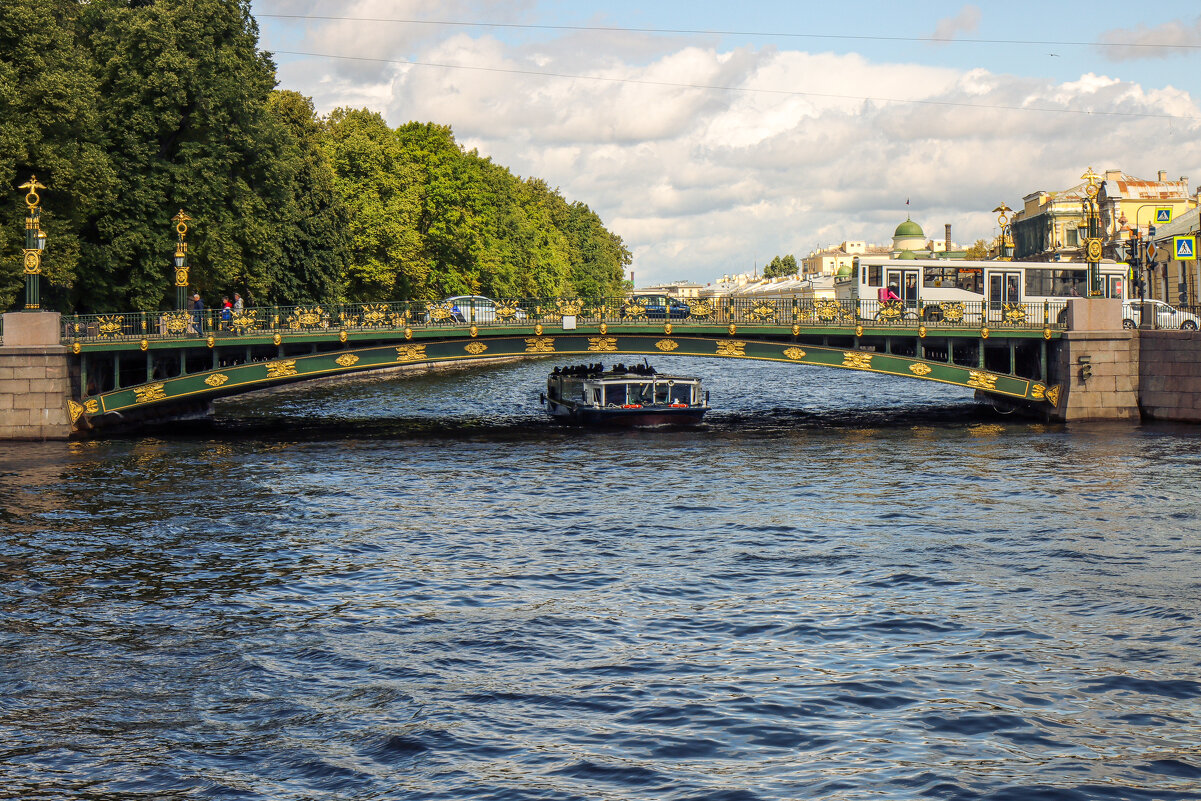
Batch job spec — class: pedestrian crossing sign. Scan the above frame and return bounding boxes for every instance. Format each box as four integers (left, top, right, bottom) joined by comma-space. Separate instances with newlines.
1156, 207, 1173, 223
1174, 236, 1196, 260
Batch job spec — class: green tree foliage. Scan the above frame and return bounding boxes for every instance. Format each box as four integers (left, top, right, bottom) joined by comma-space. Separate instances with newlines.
1, 1, 629, 311
965, 239, 989, 260
763, 254, 798, 278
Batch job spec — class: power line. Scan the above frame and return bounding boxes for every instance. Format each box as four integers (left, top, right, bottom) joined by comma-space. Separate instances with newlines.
258, 13, 1201, 51
272, 50, 1201, 121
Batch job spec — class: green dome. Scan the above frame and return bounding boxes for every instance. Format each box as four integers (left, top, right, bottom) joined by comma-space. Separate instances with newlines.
898, 249, 917, 260
894, 218, 924, 238
836, 263, 853, 277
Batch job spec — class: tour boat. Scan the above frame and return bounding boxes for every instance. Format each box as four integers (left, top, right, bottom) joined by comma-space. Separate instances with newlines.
541, 362, 709, 427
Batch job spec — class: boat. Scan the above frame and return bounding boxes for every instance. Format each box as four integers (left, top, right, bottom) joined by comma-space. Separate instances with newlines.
541, 362, 710, 427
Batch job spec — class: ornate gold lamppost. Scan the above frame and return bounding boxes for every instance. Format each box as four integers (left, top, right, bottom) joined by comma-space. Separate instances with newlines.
993, 203, 1014, 260
172, 209, 191, 310
1080, 167, 1103, 296
17, 176, 48, 310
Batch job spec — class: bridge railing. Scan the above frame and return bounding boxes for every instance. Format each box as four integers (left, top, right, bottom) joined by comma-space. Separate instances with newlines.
59, 297, 1067, 343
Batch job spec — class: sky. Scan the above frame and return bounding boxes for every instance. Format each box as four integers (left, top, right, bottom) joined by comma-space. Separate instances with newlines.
250, 1, 1201, 287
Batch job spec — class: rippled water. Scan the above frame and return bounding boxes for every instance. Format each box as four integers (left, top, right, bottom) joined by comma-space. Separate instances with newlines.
3, 358, 1201, 800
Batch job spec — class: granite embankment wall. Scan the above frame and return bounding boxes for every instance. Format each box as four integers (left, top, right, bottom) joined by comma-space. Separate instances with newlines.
1138, 331, 1201, 422
0, 313, 72, 440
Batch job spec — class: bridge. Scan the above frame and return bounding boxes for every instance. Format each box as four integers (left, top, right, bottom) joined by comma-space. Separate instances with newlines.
1, 295, 1090, 438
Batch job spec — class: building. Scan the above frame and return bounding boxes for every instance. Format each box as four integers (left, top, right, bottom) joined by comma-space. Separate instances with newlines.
1146, 206, 1201, 305
1012, 169, 1196, 264
631, 280, 704, 300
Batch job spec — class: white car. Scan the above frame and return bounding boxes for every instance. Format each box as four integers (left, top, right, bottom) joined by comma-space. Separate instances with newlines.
1122, 299, 1200, 330
426, 295, 527, 324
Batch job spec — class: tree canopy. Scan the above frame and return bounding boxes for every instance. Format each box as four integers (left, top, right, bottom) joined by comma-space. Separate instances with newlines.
763, 254, 798, 279
0, 0, 630, 312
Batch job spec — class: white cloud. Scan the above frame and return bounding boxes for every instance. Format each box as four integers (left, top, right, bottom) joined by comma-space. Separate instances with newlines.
930, 5, 981, 42
1097, 16, 1201, 62
263, 11, 1201, 287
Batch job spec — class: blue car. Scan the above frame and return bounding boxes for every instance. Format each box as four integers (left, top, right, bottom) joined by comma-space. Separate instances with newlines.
624, 295, 691, 320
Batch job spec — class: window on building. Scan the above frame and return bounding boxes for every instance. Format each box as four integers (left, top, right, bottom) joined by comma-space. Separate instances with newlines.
1065, 227, 1079, 247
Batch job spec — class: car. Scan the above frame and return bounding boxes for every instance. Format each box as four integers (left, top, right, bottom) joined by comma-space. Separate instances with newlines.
424, 295, 526, 324
1121, 299, 1200, 330
622, 295, 691, 320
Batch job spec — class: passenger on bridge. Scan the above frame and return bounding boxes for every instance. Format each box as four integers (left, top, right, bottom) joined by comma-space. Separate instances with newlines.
879, 284, 901, 302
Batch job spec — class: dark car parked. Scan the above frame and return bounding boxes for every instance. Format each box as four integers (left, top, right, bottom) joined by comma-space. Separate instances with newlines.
624, 295, 691, 320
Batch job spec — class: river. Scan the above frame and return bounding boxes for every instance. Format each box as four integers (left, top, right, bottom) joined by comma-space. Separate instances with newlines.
2, 357, 1200, 800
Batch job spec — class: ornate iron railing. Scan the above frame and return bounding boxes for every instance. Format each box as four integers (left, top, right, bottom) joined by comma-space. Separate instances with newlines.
58, 296, 1068, 344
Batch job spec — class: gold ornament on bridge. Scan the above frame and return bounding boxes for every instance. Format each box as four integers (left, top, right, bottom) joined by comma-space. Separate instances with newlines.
67, 400, 84, 423
980, 327, 990, 339
783, 347, 806, 360
534, 324, 544, 336
813, 300, 844, 323
335, 353, 360, 367
909, 363, 933, 376
855, 324, 863, 337
23, 251, 41, 274
525, 337, 556, 353
1043, 327, 1052, 340
940, 302, 966, 323
272, 333, 282, 346
426, 301, 457, 323
918, 325, 927, 338
877, 300, 905, 322
967, 371, 998, 391
139, 338, 149, 352
204, 373, 230, 387
745, 302, 779, 323
264, 359, 298, 379
842, 352, 873, 370
728, 323, 737, 336
396, 344, 427, 362
599, 323, 608, 335
206, 336, 215, 348
469, 325, 478, 338
791, 324, 800, 336
588, 337, 618, 352
230, 310, 258, 332
85, 399, 99, 414
97, 315, 124, 338
716, 340, 746, 357
1030, 383, 1046, 400
655, 339, 678, 352
71, 342, 81, 355
288, 307, 328, 329
1045, 385, 1061, 407
161, 312, 191, 336
133, 383, 167, 403
664, 323, 672, 335
556, 299, 584, 317
404, 327, 412, 340
495, 301, 522, 321
621, 298, 649, 320
464, 341, 488, 355
339, 330, 348, 343
1002, 303, 1027, 325
686, 299, 714, 318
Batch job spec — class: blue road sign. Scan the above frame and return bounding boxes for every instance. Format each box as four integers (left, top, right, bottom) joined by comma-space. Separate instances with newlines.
1156, 207, 1173, 223
1173, 236, 1196, 260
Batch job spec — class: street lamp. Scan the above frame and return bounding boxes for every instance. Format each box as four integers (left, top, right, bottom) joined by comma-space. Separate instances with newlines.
993, 203, 1014, 260
17, 175, 48, 310
172, 209, 191, 310
1080, 168, 1103, 296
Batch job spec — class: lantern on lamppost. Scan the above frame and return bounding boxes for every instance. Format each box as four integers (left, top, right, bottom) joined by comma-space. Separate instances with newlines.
1080, 167, 1104, 296
172, 209, 191, 310
17, 176, 48, 310
993, 203, 1014, 260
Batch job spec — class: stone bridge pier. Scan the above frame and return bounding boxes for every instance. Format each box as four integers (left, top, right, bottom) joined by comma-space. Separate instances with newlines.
1, 312, 72, 440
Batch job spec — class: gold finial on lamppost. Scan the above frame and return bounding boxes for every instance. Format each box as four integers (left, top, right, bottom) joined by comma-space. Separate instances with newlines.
16, 175, 48, 310
1080, 168, 1103, 295
993, 203, 1014, 260
172, 209, 192, 310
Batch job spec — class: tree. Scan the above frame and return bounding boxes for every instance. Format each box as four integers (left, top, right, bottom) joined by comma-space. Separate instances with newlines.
763, 254, 798, 279
965, 239, 989, 260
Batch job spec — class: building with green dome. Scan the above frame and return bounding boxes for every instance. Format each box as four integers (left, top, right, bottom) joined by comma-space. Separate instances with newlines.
889, 216, 966, 259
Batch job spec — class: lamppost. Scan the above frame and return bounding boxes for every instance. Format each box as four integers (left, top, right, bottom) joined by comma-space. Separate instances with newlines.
172, 209, 191, 310
993, 203, 1014, 260
1080, 168, 1103, 296
17, 176, 48, 310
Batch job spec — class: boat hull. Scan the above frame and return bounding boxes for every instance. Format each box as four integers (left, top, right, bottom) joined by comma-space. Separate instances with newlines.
548, 401, 708, 427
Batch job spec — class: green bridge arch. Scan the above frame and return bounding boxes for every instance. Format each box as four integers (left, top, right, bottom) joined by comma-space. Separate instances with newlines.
69, 331, 1061, 432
